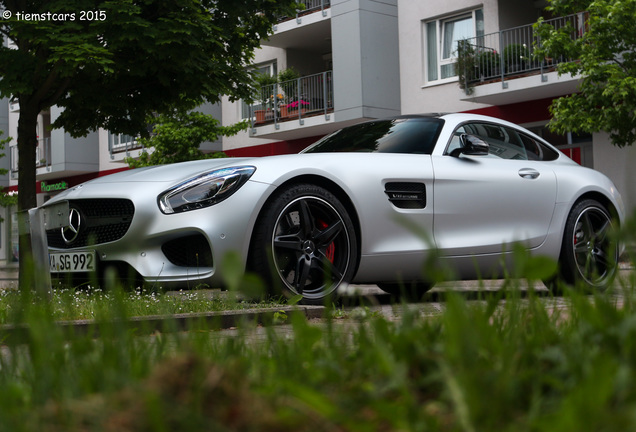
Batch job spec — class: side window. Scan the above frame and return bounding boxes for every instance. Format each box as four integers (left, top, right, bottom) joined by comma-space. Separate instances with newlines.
447, 122, 560, 161
455, 123, 527, 160
518, 133, 559, 161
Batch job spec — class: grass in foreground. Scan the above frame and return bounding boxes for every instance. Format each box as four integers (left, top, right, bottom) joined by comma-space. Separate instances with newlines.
0, 286, 287, 324
0, 274, 634, 431
0, 217, 633, 431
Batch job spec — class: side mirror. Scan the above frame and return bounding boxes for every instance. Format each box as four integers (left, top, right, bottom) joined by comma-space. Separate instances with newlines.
452, 134, 489, 157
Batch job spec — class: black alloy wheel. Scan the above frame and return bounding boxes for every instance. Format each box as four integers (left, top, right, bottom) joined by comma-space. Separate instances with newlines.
558, 199, 618, 291
250, 184, 357, 304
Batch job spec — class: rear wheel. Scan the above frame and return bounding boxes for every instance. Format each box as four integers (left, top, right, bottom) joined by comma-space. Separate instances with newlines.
249, 184, 358, 305
553, 199, 618, 292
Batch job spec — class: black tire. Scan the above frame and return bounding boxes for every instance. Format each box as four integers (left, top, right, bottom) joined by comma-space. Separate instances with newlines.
377, 282, 432, 302
249, 183, 358, 305
552, 199, 618, 292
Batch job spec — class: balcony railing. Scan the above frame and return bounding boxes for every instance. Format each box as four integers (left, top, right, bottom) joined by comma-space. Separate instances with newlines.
457, 12, 588, 93
36, 137, 51, 169
248, 71, 333, 129
108, 133, 143, 160
10, 137, 52, 178
278, 0, 330, 23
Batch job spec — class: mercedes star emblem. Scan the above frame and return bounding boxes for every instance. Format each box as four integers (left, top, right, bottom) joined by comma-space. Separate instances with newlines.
61, 208, 81, 244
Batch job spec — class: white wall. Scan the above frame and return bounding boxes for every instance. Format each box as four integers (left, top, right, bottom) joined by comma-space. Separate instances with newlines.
331, 0, 401, 122
49, 106, 99, 173
593, 132, 636, 215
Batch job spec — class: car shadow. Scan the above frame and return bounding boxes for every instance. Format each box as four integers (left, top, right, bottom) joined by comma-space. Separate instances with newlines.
339, 283, 557, 308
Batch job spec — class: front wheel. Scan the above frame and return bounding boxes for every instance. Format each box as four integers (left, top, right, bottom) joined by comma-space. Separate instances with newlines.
554, 199, 618, 292
249, 184, 358, 305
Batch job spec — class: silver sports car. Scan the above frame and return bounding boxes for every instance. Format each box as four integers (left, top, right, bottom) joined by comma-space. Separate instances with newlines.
43, 113, 625, 303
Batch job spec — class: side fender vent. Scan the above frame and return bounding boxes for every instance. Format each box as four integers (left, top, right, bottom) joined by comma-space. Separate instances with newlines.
384, 182, 427, 209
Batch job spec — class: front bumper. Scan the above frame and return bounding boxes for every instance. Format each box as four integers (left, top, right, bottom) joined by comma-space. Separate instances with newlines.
45, 179, 275, 289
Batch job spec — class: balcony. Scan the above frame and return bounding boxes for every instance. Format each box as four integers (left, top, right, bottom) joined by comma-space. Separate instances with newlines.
267, 0, 331, 52
36, 137, 52, 170
248, 71, 334, 139
108, 132, 144, 162
277, 0, 330, 24
10, 137, 52, 179
457, 13, 587, 105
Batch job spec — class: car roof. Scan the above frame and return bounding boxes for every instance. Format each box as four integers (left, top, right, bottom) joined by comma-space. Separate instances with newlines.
363, 113, 520, 126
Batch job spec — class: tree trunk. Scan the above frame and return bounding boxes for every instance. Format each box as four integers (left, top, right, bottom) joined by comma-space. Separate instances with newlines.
16, 100, 40, 291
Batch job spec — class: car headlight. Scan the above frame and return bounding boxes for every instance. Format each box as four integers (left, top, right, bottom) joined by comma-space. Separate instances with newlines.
158, 166, 256, 214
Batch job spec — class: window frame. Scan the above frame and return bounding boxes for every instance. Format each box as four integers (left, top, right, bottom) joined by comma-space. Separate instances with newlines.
252, 61, 277, 79
423, 9, 484, 85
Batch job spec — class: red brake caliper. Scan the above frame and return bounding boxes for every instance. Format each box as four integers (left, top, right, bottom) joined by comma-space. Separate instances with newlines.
317, 220, 335, 263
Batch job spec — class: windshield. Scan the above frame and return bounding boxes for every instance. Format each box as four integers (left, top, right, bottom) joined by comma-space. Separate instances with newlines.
302, 118, 444, 155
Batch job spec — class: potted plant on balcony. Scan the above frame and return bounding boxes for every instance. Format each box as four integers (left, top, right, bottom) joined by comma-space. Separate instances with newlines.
277, 68, 301, 118
456, 39, 477, 95
503, 43, 530, 73
477, 49, 500, 80
277, 67, 301, 83
253, 72, 277, 123
286, 99, 310, 117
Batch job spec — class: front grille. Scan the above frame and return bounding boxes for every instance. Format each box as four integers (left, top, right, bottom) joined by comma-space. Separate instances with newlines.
162, 234, 213, 268
47, 199, 135, 249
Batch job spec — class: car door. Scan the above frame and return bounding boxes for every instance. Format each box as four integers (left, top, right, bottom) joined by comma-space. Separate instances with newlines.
432, 122, 558, 256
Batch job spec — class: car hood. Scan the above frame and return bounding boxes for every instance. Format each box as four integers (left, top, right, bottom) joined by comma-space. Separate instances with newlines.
86, 158, 255, 184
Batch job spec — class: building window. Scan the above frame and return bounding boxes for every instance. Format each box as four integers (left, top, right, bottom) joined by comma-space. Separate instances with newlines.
253, 61, 277, 78
425, 9, 483, 83
108, 133, 137, 153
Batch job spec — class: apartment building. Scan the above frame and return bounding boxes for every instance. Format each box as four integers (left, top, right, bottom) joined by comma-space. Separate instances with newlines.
0, 0, 633, 267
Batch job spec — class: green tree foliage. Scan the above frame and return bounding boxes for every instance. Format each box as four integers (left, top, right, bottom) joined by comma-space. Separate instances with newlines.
534, 0, 636, 147
0, 0, 298, 287
126, 110, 246, 167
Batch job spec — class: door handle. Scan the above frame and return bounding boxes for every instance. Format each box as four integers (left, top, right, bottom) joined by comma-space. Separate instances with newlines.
518, 168, 540, 179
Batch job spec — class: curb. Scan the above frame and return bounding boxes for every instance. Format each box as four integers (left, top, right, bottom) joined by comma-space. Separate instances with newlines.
0, 305, 326, 344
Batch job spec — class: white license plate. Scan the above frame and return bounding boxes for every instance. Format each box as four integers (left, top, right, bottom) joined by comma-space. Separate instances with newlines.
49, 251, 96, 273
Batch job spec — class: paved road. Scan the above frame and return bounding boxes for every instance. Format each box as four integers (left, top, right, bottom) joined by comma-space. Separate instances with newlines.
199, 266, 633, 345
346, 263, 632, 314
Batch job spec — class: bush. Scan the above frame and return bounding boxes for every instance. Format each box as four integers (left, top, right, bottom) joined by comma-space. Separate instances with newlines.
477, 50, 500, 78
503, 43, 531, 72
